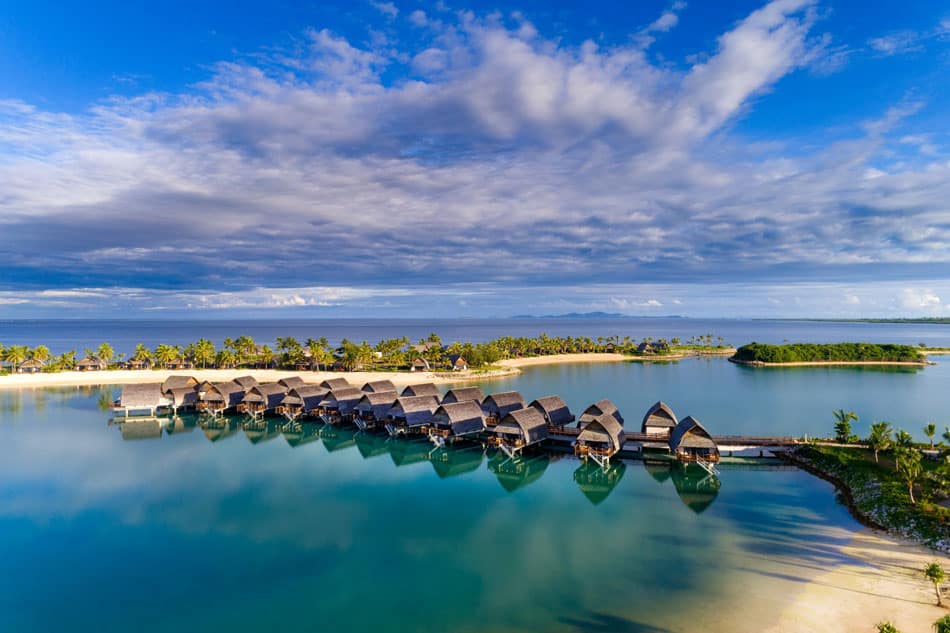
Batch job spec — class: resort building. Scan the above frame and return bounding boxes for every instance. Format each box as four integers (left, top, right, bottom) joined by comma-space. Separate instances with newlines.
233, 375, 259, 390
400, 382, 441, 398
385, 395, 440, 435
277, 385, 327, 420
578, 399, 624, 427
354, 392, 400, 430
319, 377, 351, 390
429, 401, 487, 445
318, 387, 364, 423
491, 407, 547, 457
528, 396, 575, 429
410, 357, 430, 372
238, 384, 288, 417
77, 355, 107, 371
574, 414, 626, 466
361, 379, 397, 394
447, 354, 468, 371
441, 387, 485, 405
16, 358, 46, 374
162, 375, 198, 394
125, 358, 151, 370
115, 383, 168, 417
197, 381, 245, 415
482, 391, 526, 426
641, 401, 679, 437
669, 416, 720, 464
166, 387, 198, 414
278, 376, 306, 390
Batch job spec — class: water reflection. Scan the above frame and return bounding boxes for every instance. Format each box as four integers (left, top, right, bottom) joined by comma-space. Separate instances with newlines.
488, 452, 550, 493
573, 461, 627, 505
642, 459, 722, 514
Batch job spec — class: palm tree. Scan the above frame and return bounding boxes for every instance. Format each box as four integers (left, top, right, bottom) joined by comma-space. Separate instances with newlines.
30, 345, 51, 362
832, 409, 857, 443
935, 615, 950, 633
96, 342, 114, 366
193, 338, 215, 368
868, 422, 893, 463
132, 344, 152, 364
3, 345, 28, 373
926, 562, 946, 607
54, 350, 76, 371
154, 344, 178, 369
215, 349, 237, 369
876, 622, 899, 633
895, 447, 922, 504
925, 423, 937, 449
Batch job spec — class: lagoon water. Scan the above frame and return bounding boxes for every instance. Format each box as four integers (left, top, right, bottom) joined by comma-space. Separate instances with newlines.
2, 318, 949, 631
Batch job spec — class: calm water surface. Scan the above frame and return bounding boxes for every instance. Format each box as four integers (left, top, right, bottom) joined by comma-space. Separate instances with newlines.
0, 369, 894, 633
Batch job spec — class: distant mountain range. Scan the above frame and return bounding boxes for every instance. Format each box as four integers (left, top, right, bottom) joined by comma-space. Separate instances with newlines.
511, 312, 685, 319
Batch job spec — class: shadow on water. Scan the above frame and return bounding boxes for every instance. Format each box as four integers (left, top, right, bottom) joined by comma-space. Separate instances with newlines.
559, 611, 673, 633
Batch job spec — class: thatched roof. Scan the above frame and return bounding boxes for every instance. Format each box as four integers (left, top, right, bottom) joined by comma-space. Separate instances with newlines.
448, 354, 468, 368
411, 357, 430, 371
282, 385, 328, 409
19, 358, 46, 369
442, 387, 485, 405
356, 392, 399, 415
641, 401, 678, 432
432, 401, 486, 436
278, 376, 306, 390
242, 383, 287, 406
119, 383, 165, 408
202, 381, 244, 405
362, 379, 397, 393
234, 375, 259, 389
322, 387, 364, 414
529, 395, 575, 426
494, 407, 547, 445
167, 387, 198, 407
162, 375, 198, 394
669, 416, 718, 453
579, 399, 624, 427
388, 395, 440, 427
482, 391, 526, 417
319, 377, 351, 390
77, 355, 106, 369
577, 414, 626, 452
401, 383, 441, 398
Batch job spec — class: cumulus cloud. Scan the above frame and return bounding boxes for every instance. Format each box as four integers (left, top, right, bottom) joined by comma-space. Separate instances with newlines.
0, 1, 947, 318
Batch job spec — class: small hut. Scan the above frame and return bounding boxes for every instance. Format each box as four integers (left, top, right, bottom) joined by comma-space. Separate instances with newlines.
319, 377, 351, 390
319, 387, 364, 423
166, 387, 198, 414
529, 396, 575, 429
125, 358, 151, 370
669, 416, 720, 463
491, 407, 547, 456
410, 357, 430, 372
401, 383, 441, 398
361, 379, 397, 394
163, 375, 198, 394
574, 414, 626, 465
278, 376, 306, 390
197, 381, 244, 415
482, 391, 526, 426
441, 387, 485, 405
278, 385, 328, 420
385, 395, 440, 436
429, 401, 486, 444
115, 383, 168, 416
238, 383, 287, 416
447, 354, 468, 371
77, 355, 107, 371
17, 358, 45, 374
641, 401, 679, 437
578, 399, 624, 427
234, 375, 259, 390
354, 391, 399, 430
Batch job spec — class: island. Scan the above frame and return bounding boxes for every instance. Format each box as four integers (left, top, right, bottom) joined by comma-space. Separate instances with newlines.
729, 342, 930, 366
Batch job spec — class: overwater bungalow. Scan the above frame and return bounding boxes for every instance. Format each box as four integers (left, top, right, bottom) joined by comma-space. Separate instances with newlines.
319, 377, 351, 390
319, 425, 358, 453
641, 401, 679, 437
319, 387, 364, 423
16, 358, 45, 374
238, 384, 287, 417
354, 391, 399, 430
429, 445, 484, 479
197, 381, 245, 416
574, 414, 626, 466
528, 396, 575, 430
355, 431, 391, 459
115, 383, 168, 417
282, 421, 322, 448
77, 355, 107, 371
388, 437, 433, 467
670, 463, 721, 514
578, 399, 624, 427
166, 386, 198, 414
119, 417, 165, 440
573, 461, 627, 505
199, 418, 240, 442
429, 401, 486, 446
385, 395, 440, 436
441, 387, 485, 405
481, 391, 526, 426
361, 379, 397, 394
488, 452, 550, 493
400, 382, 441, 398
277, 385, 327, 421
669, 416, 720, 464
410, 357, 430, 372
234, 375, 259, 390
490, 407, 547, 457
163, 375, 198, 394
278, 376, 306, 390
243, 419, 282, 444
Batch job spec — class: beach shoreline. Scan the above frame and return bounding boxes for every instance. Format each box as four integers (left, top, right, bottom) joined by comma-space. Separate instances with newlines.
729, 358, 934, 367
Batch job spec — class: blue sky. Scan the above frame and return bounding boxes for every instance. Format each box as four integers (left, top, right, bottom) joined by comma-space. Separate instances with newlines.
1, 0, 948, 318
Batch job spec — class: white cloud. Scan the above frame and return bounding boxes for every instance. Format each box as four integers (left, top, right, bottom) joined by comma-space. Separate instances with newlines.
370, 1, 398, 18
409, 10, 428, 27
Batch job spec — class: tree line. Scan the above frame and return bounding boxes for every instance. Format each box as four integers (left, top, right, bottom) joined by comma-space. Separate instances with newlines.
733, 342, 925, 364
0, 331, 728, 374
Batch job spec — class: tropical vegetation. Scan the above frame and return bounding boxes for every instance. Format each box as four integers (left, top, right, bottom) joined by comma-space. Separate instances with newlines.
732, 342, 925, 364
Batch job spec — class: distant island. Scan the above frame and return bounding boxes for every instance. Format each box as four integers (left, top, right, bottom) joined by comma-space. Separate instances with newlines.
766, 317, 950, 325
730, 342, 929, 366
511, 312, 685, 319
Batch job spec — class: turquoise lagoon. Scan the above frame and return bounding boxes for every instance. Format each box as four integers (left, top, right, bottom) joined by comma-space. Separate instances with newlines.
3, 357, 948, 631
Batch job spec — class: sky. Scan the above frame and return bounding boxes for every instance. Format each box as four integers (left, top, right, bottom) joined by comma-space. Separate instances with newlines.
0, 0, 948, 319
